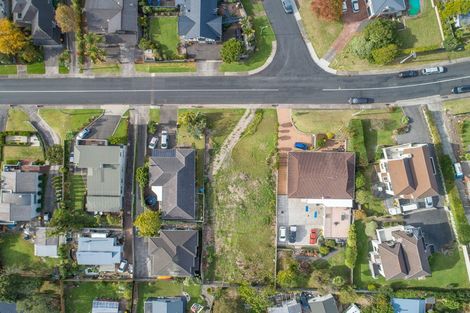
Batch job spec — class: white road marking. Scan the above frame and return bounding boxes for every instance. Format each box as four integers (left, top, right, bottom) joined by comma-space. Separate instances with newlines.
323, 75, 470, 91
0, 89, 279, 93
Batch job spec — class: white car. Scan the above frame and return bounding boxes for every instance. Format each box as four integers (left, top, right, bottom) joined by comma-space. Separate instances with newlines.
342, 0, 347, 12
118, 260, 128, 273
425, 197, 433, 208
421, 66, 445, 75
161, 130, 168, 149
148, 136, 158, 149
351, 0, 359, 12
279, 226, 287, 242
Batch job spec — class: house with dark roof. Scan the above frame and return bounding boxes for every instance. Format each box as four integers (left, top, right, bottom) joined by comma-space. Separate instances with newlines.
364, 0, 406, 18
178, 0, 222, 42
12, 0, 61, 46
307, 294, 339, 313
144, 297, 185, 313
149, 149, 196, 220
73, 144, 126, 213
147, 229, 199, 277
369, 225, 431, 280
0, 171, 41, 224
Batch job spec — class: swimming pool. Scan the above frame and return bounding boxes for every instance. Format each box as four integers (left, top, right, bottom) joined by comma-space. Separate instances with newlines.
408, 0, 421, 16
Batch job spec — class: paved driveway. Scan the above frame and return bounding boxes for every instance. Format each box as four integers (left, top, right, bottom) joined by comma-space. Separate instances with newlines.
404, 208, 453, 251
0, 107, 8, 131
397, 106, 431, 145
89, 115, 121, 139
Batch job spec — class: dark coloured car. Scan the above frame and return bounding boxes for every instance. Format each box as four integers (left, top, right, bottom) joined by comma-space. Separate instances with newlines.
348, 97, 374, 104
452, 85, 470, 94
288, 225, 297, 243
398, 70, 419, 78
294, 142, 308, 150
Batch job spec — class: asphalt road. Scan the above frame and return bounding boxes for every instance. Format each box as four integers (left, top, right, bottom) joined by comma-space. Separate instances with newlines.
0, 0, 470, 105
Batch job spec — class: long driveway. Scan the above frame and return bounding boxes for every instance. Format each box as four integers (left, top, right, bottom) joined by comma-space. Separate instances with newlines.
1, 1, 470, 105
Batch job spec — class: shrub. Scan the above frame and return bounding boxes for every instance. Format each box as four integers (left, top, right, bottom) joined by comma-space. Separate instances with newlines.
319, 245, 330, 256
325, 239, 336, 248
220, 39, 244, 63
134, 209, 161, 237
365, 221, 378, 238
348, 119, 368, 167
345, 223, 357, 269
350, 35, 374, 60
371, 44, 398, 65
363, 19, 400, 50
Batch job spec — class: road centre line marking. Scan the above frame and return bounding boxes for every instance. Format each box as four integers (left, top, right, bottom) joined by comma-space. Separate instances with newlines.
322, 75, 470, 91
0, 89, 279, 93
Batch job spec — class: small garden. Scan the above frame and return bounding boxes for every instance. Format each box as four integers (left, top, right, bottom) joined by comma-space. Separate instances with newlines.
108, 111, 129, 145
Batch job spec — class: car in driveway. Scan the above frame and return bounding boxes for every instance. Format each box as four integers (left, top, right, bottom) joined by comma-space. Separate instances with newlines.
342, 0, 347, 12
288, 225, 297, 243
118, 259, 128, 273
398, 70, 419, 78
421, 66, 445, 75
351, 0, 359, 12
452, 85, 470, 94
294, 142, 308, 150
279, 226, 287, 242
77, 128, 90, 139
160, 130, 169, 149
281, 0, 293, 13
425, 197, 433, 208
148, 136, 158, 149
348, 97, 373, 104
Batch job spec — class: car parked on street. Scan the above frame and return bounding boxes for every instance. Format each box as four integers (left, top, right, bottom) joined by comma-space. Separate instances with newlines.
348, 97, 373, 104
421, 66, 445, 75
351, 0, 359, 12
281, 0, 293, 13
452, 85, 470, 94
289, 225, 297, 243
294, 142, 308, 150
398, 70, 419, 78
279, 226, 287, 242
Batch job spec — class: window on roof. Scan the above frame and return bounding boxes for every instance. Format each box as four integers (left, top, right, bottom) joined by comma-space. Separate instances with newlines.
430, 157, 436, 175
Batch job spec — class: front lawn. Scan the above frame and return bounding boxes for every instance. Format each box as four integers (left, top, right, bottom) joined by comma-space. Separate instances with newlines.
445, 98, 470, 115
211, 110, 277, 283
68, 174, 86, 211
59, 65, 70, 74
91, 63, 121, 74
26, 62, 46, 74
0, 233, 58, 274
3, 146, 44, 162
38, 109, 103, 142
292, 109, 359, 135
149, 109, 160, 123
0, 65, 17, 75
135, 62, 196, 73
65, 282, 132, 313
137, 280, 205, 313
108, 115, 129, 144
220, 16, 275, 72
298, 0, 343, 58
150, 17, 180, 59
5, 108, 35, 131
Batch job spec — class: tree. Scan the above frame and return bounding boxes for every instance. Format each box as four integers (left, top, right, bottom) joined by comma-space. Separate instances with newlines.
372, 44, 398, 65
443, 35, 462, 51
83, 33, 106, 64
0, 273, 41, 302
365, 221, 378, 238
364, 19, 400, 50
46, 144, 64, 165
338, 286, 359, 304
0, 19, 28, 55
136, 166, 149, 188
350, 35, 374, 60
220, 38, 243, 63
277, 268, 296, 288
311, 0, 342, 21
17, 293, 60, 313
49, 207, 97, 234
178, 111, 208, 139
19, 44, 43, 64
134, 209, 161, 237
345, 223, 357, 269
319, 245, 330, 256
355, 189, 370, 205
55, 4, 77, 33
332, 276, 345, 287
238, 283, 271, 313
355, 172, 366, 190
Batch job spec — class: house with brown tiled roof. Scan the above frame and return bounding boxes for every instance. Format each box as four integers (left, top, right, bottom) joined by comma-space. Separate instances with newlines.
285, 152, 355, 243
369, 225, 431, 280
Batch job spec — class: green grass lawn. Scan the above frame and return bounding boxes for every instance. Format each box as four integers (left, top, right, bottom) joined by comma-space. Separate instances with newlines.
354, 221, 469, 288
137, 280, 205, 313
91, 63, 121, 74
0, 65, 17, 75
150, 17, 180, 59
150, 109, 160, 123
65, 282, 132, 313
445, 98, 470, 115
0, 233, 58, 274
292, 109, 359, 135
39, 109, 103, 142
135, 62, 196, 73
5, 108, 35, 131
461, 119, 470, 150
3, 146, 44, 162
398, 0, 442, 50
211, 109, 277, 284
108, 115, 129, 144
298, 0, 343, 58
68, 174, 86, 211
220, 16, 275, 72
59, 65, 70, 74
26, 62, 45, 74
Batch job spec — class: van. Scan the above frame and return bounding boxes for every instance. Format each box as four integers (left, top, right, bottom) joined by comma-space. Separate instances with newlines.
148, 136, 158, 149
161, 130, 169, 149
421, 66, 445, 75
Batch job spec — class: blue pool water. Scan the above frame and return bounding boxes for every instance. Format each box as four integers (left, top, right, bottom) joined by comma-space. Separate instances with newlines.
408, 0, 421, 16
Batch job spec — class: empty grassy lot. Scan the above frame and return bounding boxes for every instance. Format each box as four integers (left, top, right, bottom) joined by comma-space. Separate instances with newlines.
39, 109, 103, 142
68, 175, 86, 211
444, 98, 470, 115
65, 282, 132, 313
91, 63, 121, 74
292, 109, 359, 135
135, 62, 196, 73
150, 17, 180, 59
211, 109, 277, 284
137, 280, 204, 313
6, 108, 35, 131
26, 62, 45, 74
3, 146, 44, 162
298, 0, 343, 58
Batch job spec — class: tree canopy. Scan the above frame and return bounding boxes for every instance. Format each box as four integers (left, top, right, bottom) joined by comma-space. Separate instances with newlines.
220, 39, 244, 63
134, 209, 161, 237
46, 144, 64, 165
55, 4, 77, 33
311, 0, 343, 21
0, 19, 28, 55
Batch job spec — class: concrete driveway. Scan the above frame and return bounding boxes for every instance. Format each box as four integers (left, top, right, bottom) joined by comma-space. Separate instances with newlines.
0, 107, 8, 131
397, 106, 431, 145
89, 115, 121, 139
277, 108, 312, 195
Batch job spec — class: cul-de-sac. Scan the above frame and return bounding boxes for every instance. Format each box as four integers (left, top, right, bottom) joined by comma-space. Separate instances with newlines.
0, 0, 469, 312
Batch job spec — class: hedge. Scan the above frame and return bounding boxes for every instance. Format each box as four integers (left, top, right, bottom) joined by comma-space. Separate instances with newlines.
348, 119, 368, 167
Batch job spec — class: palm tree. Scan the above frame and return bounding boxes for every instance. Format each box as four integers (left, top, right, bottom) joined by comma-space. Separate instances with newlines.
83, 33, 106, 64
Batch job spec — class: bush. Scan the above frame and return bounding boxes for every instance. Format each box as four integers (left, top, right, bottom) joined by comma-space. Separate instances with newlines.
350, 35, 374, 60
365, 221, 378, 238
348, 120, 368, 167
345, 223, 357, 269
363, 19, 400, 50
319, 245, 330, 256
372, 44, 398, 65
324, 239, 336, 248
220, 39, 244, 63
134, 209, 161, 237
136, 166, 149, 188
46, 145, 64, 165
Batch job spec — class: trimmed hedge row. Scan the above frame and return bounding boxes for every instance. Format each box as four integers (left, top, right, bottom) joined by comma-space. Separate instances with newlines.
348, 119, 368, 167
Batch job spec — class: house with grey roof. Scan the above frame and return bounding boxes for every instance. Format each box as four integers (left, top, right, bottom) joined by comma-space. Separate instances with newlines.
149, 149, 196, 220
144, 297, 185, 313
12, 0, 62, 46
84, 0, 138, 47
76, 236, 122, 269
0, 171, 41, 224
307, 294, 339, 313
147, 229, 199, 277
268, 299, 301, 313
92, 300, 119, 313
34, 227, 64, 258
365, 0, 406, 18
178, 0, 222, 42
0, 302, 17, 313
74, 144, 126, 213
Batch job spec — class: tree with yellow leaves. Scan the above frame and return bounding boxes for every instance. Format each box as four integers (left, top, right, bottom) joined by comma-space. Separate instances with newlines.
0, 18, 28, 55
